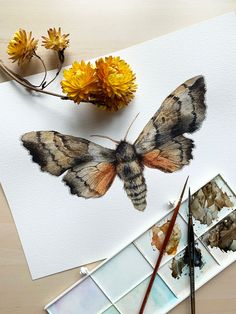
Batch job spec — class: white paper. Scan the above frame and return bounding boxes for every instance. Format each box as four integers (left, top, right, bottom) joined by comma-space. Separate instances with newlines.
1, 13, 236, 279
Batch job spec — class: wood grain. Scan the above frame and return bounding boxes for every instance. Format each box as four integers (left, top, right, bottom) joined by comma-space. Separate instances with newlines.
0, 1, 236, 313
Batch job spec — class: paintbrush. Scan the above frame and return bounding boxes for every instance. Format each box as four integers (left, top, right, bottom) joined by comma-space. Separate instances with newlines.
188, 188, 196, 314
138, 176, 189, 314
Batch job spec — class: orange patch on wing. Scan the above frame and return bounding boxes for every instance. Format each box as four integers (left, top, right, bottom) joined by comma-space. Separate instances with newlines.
143, 150, 179, 172
92, 163, 116, 196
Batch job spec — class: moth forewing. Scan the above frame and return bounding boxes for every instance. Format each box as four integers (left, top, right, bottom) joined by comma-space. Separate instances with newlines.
134, 75, 206, 154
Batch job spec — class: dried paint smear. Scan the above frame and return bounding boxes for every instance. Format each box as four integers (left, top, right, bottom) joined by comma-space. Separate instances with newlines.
191, 179, 233, 225
170, 246, 204, 279
151, 221, 181, 255
201, 210, 236, 252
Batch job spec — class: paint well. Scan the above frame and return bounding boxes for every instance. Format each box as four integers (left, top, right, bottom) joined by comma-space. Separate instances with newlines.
179, 175, 236, 237
47, 277, 110, 314
115, 275, 177, 314
158, 241, 220, 298
200, 209, 236, 265
91, 244, 153, 302
134, 213, 188, 267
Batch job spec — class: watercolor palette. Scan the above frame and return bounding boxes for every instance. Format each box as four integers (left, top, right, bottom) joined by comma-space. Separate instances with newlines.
45, 174, 236, 314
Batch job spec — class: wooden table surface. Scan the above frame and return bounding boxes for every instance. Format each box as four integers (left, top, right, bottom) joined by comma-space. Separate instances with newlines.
1, 1, 236, 313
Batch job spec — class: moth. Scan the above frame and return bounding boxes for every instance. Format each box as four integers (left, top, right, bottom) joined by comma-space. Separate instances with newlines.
21, 75, 206, 211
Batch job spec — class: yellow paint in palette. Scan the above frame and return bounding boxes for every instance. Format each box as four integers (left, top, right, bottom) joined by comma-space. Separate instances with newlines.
45, 174, 236, 314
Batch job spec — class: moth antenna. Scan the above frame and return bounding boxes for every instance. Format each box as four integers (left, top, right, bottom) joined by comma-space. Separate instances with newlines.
90, 134, 119, 144
124, 113, 140, 140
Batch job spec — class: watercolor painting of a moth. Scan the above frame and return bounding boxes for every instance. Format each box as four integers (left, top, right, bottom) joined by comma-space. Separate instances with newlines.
21, 75, 206, 211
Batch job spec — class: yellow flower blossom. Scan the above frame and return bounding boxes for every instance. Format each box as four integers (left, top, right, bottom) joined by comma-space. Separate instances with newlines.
42, 27, 69, 51
7, 29, 38, 65
95, 56, 137, 111
61, 61, 98, 103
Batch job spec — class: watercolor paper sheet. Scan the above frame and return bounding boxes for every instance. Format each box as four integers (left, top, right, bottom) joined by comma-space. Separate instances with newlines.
1, 13, 236, 279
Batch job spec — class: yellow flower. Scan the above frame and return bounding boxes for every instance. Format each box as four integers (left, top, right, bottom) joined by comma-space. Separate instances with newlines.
61, 61, 98, 104
95, 56, 137, 111
61, 57, 137, 111
7, 29, 38, 65
42, 27, 69, 51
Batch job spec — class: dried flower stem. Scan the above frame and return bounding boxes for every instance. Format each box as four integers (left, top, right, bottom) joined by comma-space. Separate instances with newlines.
3, 52, 47, 89
42, 54, 63, 89
5, 65, 35, 86
0, 59, 68, 99
33, 52, 47, 87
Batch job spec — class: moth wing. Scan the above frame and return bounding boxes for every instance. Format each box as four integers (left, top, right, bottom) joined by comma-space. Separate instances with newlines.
63, 161, 116, 198
21, 131, 115, 176
143, 135, 194, 172
134, 76, 206, 155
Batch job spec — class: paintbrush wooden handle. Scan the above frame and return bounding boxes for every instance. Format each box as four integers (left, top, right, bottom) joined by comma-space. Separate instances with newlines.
138, 177, 189, 314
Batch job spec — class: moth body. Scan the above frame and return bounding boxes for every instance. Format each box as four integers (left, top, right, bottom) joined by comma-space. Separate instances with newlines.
115, 141, 147, 211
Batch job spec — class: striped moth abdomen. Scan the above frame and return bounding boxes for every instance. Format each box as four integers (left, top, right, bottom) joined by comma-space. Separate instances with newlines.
115, 141, 147, 211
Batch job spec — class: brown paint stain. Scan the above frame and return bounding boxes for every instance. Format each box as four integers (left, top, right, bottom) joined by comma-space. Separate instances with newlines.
191, 179, 233, 225
201, 210, 236, 252
151, 221, 181, 255
170, 245, 204, 279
